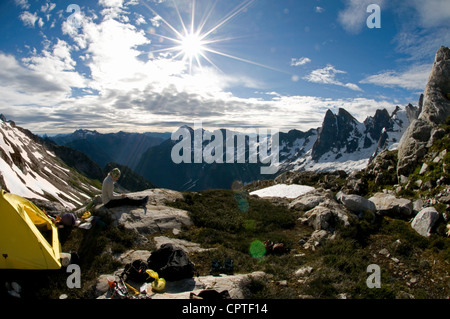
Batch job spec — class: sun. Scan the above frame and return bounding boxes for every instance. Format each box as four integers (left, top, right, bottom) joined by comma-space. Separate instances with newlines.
180, 32, 205, 60
142, 0, 278, 75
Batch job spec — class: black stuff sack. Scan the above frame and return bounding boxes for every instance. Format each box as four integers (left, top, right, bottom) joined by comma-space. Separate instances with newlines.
147, 243, 194, 281
123, 259, 150, 282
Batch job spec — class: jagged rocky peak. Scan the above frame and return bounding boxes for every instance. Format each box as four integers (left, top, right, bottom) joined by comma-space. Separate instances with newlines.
364, 108, 392, 145
397, 46, 450, 176
73, 128, 100, 138
419, 46, 450, 125
311, 108, 362, 161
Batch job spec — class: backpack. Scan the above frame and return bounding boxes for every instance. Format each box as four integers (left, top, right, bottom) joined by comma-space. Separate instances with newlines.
147, 243, 194, 281
123, 259, 150, 282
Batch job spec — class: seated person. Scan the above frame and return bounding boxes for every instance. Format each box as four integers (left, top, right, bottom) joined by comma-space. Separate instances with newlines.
102, 168, 149, 208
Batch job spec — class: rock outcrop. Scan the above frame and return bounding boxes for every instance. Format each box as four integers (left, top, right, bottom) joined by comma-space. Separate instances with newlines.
289, 188, 334, 211
299, 198, 354, 231
397, 46, 450, 176
94, 189, 192, 236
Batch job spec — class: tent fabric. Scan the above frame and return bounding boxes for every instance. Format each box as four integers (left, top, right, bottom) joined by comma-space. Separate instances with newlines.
0, 190, 62, 270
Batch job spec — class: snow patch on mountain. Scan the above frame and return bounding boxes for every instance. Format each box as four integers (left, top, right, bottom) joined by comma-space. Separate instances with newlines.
250, 184, 315, 199
0, 119, 99, 208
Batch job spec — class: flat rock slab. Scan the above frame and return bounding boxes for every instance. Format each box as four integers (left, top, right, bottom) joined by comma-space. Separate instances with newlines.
153, 236, 213, 253
94, 189, 192, 235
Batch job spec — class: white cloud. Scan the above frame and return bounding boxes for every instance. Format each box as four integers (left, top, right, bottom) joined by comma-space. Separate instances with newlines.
391, 1, 450, 63
360, 64, 432, 90
303, 64, 363, 91
99, 0, 125, 8
5, 0, 402, 136
150, 15, 162, 27
315, 6, 325, 13
338, 0, 385, 34
290, 57, 311, 67
410, 0, 450, 28
19, 11, 38, 28
135, 13, 147, 25
14, 0, 29, 9
41, 3, 56, 13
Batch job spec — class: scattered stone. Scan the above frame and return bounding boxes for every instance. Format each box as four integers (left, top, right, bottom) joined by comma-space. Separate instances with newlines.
396, 291, 415, 299
369, 192, 413, 217
336, 191, 376, 215
413, 199, 424, 213
302, 230, 334, 250
294, 266, 313, 277
399, 175, 409, 184
411, 207, 440, 237
419, 163, 428, 175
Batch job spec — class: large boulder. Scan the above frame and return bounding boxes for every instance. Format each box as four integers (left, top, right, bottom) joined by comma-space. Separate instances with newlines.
411, 207, 440, 237
336, 191, 376, 215
289, 189, 333, 211
397, 119, 432, 176
369, 192, 413, 217
94, 189, 192, 235
300, 199, 353, 231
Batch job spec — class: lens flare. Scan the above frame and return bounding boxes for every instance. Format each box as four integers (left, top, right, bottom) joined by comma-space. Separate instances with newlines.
249, 240, 266, 258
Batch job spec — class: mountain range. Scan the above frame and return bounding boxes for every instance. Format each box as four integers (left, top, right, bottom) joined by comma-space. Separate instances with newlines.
0, 97, 416, 205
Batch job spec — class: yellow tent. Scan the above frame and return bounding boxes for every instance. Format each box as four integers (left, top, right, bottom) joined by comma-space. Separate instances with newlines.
0, 190, 62, 269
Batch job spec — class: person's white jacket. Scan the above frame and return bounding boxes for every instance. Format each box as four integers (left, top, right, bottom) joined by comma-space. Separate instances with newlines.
102, 175, 122, 204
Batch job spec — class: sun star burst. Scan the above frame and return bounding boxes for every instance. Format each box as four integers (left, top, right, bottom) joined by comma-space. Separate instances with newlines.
141, 0, 277, 74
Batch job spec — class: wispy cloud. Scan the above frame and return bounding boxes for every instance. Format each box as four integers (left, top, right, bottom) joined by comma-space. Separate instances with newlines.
303, 64, 363, 91
290, 57, 311, 67
19, 11, 38, 28
14, 0, 29, 9
409, 0, 450, 28
3, 0, 403, 136
360, 64, 432, 90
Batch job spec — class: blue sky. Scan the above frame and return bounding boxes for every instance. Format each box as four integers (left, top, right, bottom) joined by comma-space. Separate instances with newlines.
0, 0, 449, 135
